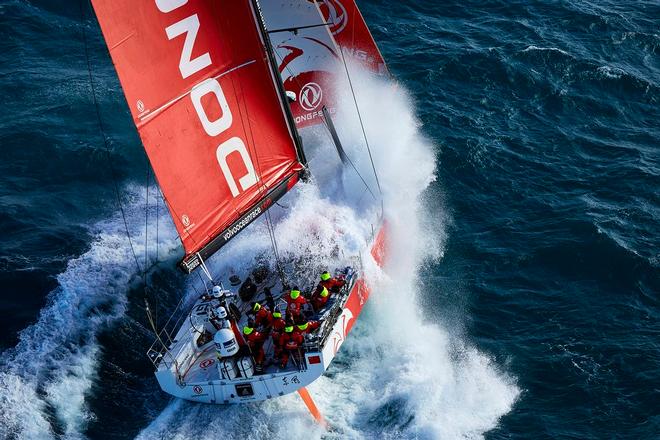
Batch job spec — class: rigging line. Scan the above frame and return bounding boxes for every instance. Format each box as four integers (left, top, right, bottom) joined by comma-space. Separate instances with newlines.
267, 22, 331, 34
272, 42, 377, 203
155, 181, 159, 263
266, 208, 287, 287
145, 163, 150, 277
230, 51, 288, 289
79, 0, 142, 275
197, 253, 214, 282
336, 39, 384, 208
272, 49, 306, 94
320, 113, 377, 202
197, 270, 209, 293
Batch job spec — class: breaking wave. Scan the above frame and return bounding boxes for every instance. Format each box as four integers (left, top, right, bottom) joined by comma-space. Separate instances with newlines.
0, 187, 179, 439
137, 69, 519, 439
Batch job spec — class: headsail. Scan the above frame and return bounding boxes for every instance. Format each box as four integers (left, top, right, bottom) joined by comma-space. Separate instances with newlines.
91, 0, 305, 273
317, 0, 388, 75
261, 1, 387, 130
261, 1, 341, 128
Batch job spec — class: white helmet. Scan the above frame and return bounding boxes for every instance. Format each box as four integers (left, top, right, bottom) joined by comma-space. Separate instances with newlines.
212, 286, 222, 297
215, 306, 227, 319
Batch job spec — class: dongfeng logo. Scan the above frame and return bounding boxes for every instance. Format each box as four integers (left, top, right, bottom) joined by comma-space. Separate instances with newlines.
299, 82, 323, 111
182, 214, 191, 227
321, 0, 348, 35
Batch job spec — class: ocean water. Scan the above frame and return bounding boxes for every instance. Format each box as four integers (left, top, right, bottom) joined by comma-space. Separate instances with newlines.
0, 0, 658, 439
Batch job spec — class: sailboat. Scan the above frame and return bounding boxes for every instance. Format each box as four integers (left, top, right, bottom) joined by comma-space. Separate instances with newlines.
90, 0, 389, 409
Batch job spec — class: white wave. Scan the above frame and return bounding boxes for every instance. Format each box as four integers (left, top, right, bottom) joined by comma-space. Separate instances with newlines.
597, 65, 626, 79
521, 45, 570, 56
138, 68, 519, 439
0, 186, 179, 439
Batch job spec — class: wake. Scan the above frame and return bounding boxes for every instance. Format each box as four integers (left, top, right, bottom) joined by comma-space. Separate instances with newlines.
0, 188, 179, 439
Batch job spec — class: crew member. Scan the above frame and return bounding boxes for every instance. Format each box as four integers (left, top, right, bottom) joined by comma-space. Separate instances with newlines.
270, 310, 286, 348
276, 323, 304, 369
284, 286, 307, 322
311, 286, 331, 311
271, 310, 286, 332
243, 319, 267, 374
294, 320, 320, 336
319, 270, 345, 293
249, 302, 273, 329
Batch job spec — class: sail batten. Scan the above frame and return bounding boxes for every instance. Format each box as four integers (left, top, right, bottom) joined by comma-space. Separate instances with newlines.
91, 0, 304, 269
136, 60, 258, 127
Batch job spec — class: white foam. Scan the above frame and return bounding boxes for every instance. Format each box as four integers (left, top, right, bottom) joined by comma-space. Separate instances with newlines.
138, 68, 519, 439
0, 186, 179, 439
521, 45, 570, 56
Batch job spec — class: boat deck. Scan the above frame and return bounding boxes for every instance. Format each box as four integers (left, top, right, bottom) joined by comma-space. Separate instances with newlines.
150, 267, 355, 387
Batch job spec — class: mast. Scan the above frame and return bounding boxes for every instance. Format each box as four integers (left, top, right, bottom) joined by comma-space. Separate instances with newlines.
250, 0, 307, 168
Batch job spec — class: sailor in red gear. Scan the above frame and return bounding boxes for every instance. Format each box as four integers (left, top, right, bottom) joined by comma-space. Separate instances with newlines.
243, 319, 267, 373
276, 323, 304, 369
249, 302, 273, 329
270, 310, 286, 349
284, 286, 307, 321
294, 320, 320, 336
311, 286, 331, 312
271, 310, 286, 332
319, 270, 345, 293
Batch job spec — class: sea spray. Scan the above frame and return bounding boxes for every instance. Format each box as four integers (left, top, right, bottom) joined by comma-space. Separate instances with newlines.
138, 70, 519, 439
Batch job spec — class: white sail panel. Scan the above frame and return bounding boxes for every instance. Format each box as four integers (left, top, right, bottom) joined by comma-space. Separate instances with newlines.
261, 1, 342, 128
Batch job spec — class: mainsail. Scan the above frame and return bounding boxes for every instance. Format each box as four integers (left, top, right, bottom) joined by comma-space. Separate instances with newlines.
91, 0, 305, 272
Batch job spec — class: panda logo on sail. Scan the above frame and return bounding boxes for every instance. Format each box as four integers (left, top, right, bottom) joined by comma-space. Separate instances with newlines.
299, 82, 323, 111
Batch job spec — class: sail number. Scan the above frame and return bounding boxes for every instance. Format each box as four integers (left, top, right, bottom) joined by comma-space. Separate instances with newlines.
157, 0, 258, 198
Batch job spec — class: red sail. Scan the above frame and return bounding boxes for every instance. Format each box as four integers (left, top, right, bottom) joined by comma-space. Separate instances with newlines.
91, 1, 304, 272
261, 1, 341, 128
317, 0, 387, 75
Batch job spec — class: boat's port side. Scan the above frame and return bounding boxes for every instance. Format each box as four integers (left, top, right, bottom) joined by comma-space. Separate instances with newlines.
156, 350, 326, 403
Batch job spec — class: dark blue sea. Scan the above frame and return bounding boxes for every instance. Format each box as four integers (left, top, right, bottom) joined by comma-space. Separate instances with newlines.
1, 0, 658, 439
